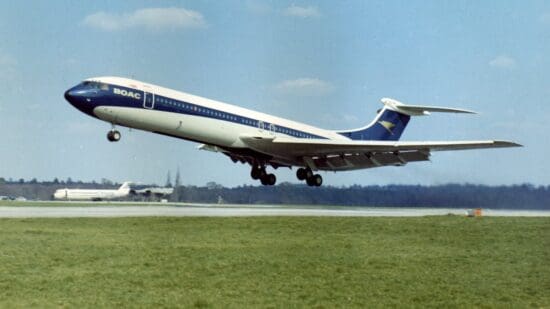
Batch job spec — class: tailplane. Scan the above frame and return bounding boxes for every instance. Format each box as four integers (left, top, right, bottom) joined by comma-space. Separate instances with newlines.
336, 98, 476, 141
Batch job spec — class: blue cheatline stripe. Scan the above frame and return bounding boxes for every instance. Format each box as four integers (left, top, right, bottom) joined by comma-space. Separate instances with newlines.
103, 83, 327, 140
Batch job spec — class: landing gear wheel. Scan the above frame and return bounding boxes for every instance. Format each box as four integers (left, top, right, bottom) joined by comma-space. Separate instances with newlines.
266, 173, 276, 186
296, 168, 306, 180
107, 130, 121, 142
313, 174, 322, 187
306, 174, 323, 187
296, 167, 313, 181
251, 166, 262, 180
260, 173, 276, 186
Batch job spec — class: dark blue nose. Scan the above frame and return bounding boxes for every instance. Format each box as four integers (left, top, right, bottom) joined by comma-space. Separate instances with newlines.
64, 86, 97, 118
64, 89, 73, 101
64, 88, 84, 108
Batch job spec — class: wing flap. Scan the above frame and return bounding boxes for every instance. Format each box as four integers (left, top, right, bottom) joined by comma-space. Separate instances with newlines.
240, 135, 521, 159
312, 150, 431, 171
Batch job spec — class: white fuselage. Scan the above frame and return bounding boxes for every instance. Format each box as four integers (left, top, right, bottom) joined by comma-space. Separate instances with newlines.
85, 77, 348, 165
53, 182, 132, 201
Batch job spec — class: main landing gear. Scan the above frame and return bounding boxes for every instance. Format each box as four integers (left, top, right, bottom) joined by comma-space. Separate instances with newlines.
107, 129, 121, 142
296, 167, 323, 187
250, 165, 277, 186
249, 165, 322, 187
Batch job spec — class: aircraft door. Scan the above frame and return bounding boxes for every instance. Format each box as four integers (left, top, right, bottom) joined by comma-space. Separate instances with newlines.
143, 92, 155, 109
269, 123, 277, 136
258, 120, 264, 132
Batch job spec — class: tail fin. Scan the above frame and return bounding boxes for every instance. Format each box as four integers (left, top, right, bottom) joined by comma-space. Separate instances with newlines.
336, 98, 476, 141
118, 182, 132, 192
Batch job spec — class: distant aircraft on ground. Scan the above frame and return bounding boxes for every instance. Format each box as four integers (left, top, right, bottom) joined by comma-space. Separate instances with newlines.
131, 186, 174, 197
53, 182, 132, 201
64, 77, 521, 187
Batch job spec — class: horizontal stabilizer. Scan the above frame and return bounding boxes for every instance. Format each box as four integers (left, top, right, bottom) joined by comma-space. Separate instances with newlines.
381, 98, 476, 116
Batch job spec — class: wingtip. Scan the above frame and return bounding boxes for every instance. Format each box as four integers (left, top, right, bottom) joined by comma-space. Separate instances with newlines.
452, 108, 478, 114
495, 140, 523, 148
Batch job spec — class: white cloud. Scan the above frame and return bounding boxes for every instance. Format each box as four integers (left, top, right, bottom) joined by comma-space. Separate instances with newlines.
275, 78, 334, 96
283, 5, 321, 18
489, 55, 517, 69
83, 7, 206, 32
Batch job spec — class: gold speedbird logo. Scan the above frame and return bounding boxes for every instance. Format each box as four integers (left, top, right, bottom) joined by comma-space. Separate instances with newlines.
378, 120, 396, 135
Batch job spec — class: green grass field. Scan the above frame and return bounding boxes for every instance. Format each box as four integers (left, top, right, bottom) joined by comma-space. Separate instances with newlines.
0, 216, 548, 308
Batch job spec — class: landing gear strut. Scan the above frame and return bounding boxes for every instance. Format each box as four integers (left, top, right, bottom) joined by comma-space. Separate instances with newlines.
250, 165, 276, 186
296, 167, 322, 187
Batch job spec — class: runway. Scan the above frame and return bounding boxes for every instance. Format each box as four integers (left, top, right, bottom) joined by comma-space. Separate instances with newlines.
0, 205, 548, 218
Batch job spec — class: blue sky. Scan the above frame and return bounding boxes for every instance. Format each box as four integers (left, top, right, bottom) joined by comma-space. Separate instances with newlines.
0, 1, 547, 186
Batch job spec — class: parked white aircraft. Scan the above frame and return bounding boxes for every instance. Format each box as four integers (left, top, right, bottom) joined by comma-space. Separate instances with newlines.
132, 186, 174, 197
64, 77, 521, 186
53, 182, 132, 201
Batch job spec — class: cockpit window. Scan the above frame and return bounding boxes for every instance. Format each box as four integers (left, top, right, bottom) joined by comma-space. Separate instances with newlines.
80, 81, 109, 90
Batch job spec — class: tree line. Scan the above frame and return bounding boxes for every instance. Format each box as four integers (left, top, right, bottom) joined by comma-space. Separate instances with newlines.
0, 177, 548, 209
177, 182, 549, 209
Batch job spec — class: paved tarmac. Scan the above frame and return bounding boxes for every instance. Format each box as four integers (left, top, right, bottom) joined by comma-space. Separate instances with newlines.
0, 205, 548, 218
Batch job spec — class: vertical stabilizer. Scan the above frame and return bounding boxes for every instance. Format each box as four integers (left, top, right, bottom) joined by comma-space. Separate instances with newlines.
118, 182, 132, 192
336, 98, 476, 141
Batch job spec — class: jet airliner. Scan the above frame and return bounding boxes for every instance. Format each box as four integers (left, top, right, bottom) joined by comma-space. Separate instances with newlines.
64, 77, 520, 186
53, 181, 132, 201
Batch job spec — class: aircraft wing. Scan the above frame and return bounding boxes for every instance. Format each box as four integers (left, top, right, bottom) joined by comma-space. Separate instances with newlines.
239, 135, 521, 171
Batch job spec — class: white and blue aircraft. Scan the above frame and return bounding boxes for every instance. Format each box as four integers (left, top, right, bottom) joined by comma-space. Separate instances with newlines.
64, 77, 520, 187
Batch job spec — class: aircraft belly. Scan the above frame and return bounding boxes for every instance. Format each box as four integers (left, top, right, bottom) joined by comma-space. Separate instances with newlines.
94, 107, 244, 147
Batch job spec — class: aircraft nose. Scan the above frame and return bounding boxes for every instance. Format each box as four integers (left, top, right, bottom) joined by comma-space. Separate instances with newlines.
64, 86, 97, 117
64, 89, 73, 102
64, 88, 82, 104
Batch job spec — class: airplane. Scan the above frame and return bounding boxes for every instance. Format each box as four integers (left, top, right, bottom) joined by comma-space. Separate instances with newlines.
53, 181, 132, 201
131, 186, 174, 197
64, 77, 521, 187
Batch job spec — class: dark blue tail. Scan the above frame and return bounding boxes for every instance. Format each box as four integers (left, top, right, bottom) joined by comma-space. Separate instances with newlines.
337, 108, 411, 141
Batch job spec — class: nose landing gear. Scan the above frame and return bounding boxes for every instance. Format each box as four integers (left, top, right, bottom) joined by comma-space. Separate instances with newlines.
107, 123, 121, 142
107, 130, 121, 142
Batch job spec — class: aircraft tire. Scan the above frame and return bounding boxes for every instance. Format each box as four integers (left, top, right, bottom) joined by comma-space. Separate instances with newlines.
107, 130, 121, 142
107, 131, 114, 142
266, 173, 276, 186
305, 168, 313, 179
260, 173, 276, 186
296, 168, 307, 180
306, 174, 323, 187
251, 167, 262, 180
313, 174, 323, 187
112, 130, 121, 141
